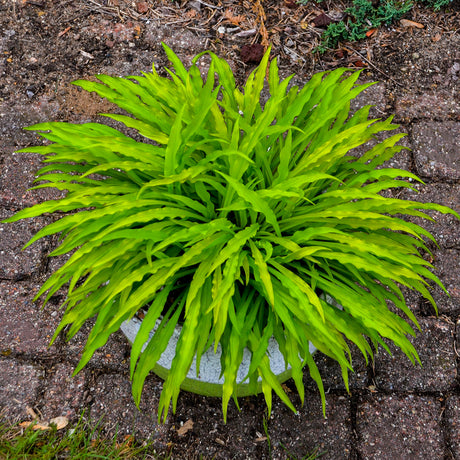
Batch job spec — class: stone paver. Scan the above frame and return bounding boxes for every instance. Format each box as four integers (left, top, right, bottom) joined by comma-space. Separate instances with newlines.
446, 395, 460, 460
395, 91, 460, 120
0, 209, 48, 280
412, 121, 460, 181
0, 151, 64, 209
89, 373, 169, 442
63, 322, 131, 373
374, 317, 457, 392
403, 182, 460, 250
269, 394, 353, 460
0, 358, 44, 421
304, 343, 369, 392
431, 249, 460, 315
357, 395, 444, 459
0, 281, 61, 354
350, 81, 388, 118
39, 363, 88, 420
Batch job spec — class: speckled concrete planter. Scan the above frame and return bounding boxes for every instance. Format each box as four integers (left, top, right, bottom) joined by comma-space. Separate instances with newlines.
120, 316, 317, 397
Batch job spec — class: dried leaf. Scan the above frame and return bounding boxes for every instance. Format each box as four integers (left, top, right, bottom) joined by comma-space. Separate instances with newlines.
224, 9, 245, 26
19, 416, 68, 431
49, 416, 69, 430
19, 421, 50, 431
366, 28, 377, 37
255, 436, 268, 442
177, 419, 194, 436
400, 19, 424, 29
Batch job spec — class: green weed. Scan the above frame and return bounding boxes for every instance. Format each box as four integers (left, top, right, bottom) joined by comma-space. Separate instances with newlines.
299, 0, 454, 52
0, 413, 156, 459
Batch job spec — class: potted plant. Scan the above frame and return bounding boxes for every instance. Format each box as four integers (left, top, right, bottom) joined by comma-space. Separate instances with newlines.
3, 44, 458, 422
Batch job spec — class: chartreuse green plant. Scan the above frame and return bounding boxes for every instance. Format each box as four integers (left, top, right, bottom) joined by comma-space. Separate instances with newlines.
3, 44, 458, 423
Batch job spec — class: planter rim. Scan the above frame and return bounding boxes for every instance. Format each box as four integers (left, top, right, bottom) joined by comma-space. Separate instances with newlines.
120, 317, 317, 397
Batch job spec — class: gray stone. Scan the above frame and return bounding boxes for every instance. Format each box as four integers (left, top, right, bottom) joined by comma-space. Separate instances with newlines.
143, 22, 204, 53
0, 209, 48, 280
430, 249, 460, 315
412, 121, 460, 181
89, 373, 169, 441
395, 91, 460, 120
0, 281, 61, 354
268, 394, 353, 460
446, 395, 460, 459
39, 363, 87, 420
304, 344, 369, 392
0, 150, 64, 209
374, 317, 456, 392
357, 395, 443, 459
351, 81, 388, 119
0, 358, 44, 422
349, 125, 412, 171
402, 182, 460, 250
63, 321, 131, 373
0, 93, 60, 145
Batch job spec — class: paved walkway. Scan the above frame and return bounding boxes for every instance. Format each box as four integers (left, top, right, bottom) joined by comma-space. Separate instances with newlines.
1, 10, 459, 460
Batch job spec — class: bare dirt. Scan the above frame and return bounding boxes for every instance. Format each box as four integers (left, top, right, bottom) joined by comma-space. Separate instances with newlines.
1, 0, 459, 459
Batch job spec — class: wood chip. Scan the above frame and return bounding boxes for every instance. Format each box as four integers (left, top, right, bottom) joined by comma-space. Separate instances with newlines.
177, 419, 194, 436
400, 19, 424, 29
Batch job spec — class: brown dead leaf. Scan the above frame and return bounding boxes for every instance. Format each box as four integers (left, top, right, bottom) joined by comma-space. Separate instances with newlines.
19, 416, 68, 431
432, 33, 442, 42
49, 416, 69, 430
366, 28, 377, 37
177, 419, 194, 437
19, 421, 50, 431
223, 9, 245, 26
255, 436, 268, 442
400, 19, 424, 29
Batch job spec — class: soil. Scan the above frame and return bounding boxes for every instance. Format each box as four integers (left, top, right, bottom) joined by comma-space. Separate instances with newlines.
1, 0, 460, 459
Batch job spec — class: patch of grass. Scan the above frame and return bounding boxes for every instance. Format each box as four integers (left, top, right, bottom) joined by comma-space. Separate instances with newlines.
299, 0, 454, 52
0, 413, 159, 459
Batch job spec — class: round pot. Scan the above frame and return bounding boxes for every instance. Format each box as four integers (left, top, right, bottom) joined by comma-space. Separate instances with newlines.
120, 316, 317, 397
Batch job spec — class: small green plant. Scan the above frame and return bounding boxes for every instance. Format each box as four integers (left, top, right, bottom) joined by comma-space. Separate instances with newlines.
318, 0, 413, 51
3, 44, 458, 423
303, 0, 453, 51
0, 413, 154, 459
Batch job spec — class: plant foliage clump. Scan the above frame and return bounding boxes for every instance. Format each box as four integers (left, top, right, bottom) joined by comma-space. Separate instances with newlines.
303, 0, 454, 51
4, 44, 458, 422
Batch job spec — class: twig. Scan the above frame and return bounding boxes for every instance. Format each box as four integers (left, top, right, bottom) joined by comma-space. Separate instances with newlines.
343, 46, 404, 87
194, 0, 222, 9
